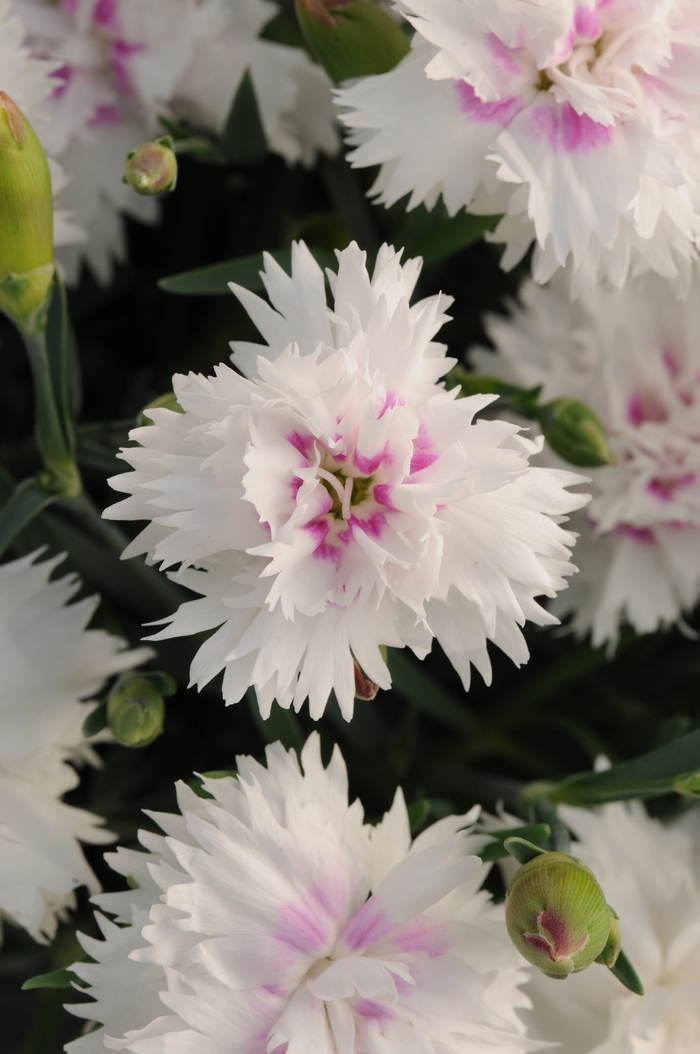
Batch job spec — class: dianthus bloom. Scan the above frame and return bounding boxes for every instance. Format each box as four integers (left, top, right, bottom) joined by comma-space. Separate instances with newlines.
105, 241, 586, 719
13, 0, 337, 282
0, 551, 152, 943
338, 0, 700, 295
171, 0, 339, 168
472, 272, 700, 646
66, 734, 539, 1054
523, 801, 700, 1054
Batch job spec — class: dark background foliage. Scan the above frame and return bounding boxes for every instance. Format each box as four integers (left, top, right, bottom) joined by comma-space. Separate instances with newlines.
2, 7, 699, 1048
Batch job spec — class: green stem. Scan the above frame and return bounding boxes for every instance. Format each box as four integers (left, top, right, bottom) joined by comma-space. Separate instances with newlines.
22, 329, 81, 497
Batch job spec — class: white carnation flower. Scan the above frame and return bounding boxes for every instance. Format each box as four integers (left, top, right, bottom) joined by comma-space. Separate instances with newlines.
471, 272, 700, 647
0, 551, 152, 943
338, 0, 700, 295
105, 241, 587, 720
171, 0, 339, 167
523, 801, 700, 1054
66, 734, 540, 1054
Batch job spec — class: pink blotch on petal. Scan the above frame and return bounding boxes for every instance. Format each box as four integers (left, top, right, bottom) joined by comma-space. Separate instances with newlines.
341, 901, 393, 951
354, 446, 391, 475
574, 6, 601, 38
93, 0, 120, 32
110, 41, 145, 97
616, 524, 656, 545
456, 81, 522, 128
663, 350, 680, 377
389, 915, 449, 958
487, 33, 522, 78
49, 64, 74, 99
290, 476, 303, 500
647, 473, 696, 501
87, 103, 121, 128
627, 392, 668, 427
528, 101, 613, 154
314, 542, 342, 565
410, 422, 439, 475
287, 431, 314, 461
276, 900, 333, 955
305, 519, 330, 545
350, 511, 387, 540
354, 999, 396, 1025
373, 484, 395, 509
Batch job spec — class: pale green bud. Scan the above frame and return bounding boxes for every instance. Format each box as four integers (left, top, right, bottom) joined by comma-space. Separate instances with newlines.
295, 0, 410, 83
537, 398, 615, 468
137, 390, 184, 426
107, 674, 166, 748
505, 850, 612, 978
124, 136, 178, 196
0, 92, 54, 333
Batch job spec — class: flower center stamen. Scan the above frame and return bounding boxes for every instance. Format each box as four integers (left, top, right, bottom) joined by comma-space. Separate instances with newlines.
317, 468, 354, 520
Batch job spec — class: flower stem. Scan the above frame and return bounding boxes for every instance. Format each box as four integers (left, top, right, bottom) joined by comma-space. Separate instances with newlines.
22, 328, 81, 498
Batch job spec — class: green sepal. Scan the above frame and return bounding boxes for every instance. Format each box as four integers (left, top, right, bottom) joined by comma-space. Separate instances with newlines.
82, 698, 108, 738
22, 953, 95, 991
295, 0, 410, 83
535, 398, 615, 468
480, 824, 551, 862
504, 837, 549, 865
201, 769, 238, 780
220, 69, 268, 164
608, 947, 644, 995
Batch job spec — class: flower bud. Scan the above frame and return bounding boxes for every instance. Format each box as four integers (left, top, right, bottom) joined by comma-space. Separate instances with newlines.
505, 850, 612, 978
295, 0, 410, 83
0, 92, 54, 333
536, 398, 614, 468
106, 674, 166, 748
123, 136, 177, 196
354, 657, 380, 700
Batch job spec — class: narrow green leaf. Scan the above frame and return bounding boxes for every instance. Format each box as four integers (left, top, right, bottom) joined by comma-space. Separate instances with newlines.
0, 478, 60, 558
127, 875, 139, 889
388, 649, 477, 735
398, 206, 500, 266
407, 799, 431, 835
546, 728, 700, 805
201, 769, 238, 779
22, 966, 86, 990
504, 837, 549, 865
608, 948, 644, 995
158, 247, 336, 296
480, 823, 551, 862
247, 693, 305, 753
45, 272, 81, 431
82, 699, 108, 738
220, 69, 268, 164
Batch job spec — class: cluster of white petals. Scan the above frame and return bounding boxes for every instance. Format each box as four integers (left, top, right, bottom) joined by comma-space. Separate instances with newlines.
0, 551, 152, 943
524, 801, 700, 1054
106, 241, 586, 719
66, 734, 538, 1054
338, 0, 700, 295
11, 0, 337, 282
472, 272, 700, 647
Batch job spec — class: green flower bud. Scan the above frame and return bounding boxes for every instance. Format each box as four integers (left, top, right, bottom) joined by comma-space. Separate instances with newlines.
124, 136, 178, 196
505, 850, 612, 978
137, 390, 184, 426
107, 675, 165, 748
536, 398, 615, 468
596, 907, 621, 968
0, 92, 54, 334
295, 0, 410, 83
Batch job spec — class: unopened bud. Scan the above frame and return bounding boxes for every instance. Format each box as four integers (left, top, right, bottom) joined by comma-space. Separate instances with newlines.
0, 92, 54, 333
124, 136, 177, 196
295, 0, 410, 83
107, 674, 166, 748
537, 398, 614, 468
137, 390, 184, 426
354, 658, 380, 700
505, 849, 611, 978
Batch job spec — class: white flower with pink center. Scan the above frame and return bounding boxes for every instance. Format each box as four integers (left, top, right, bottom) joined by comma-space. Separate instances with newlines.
105, 241, 586, 719
471, 270, 700, 646
338, 0, 700, 295
65, 734, 540, 1054
11, 0, 337, 282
